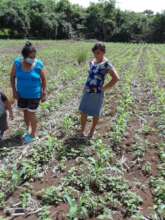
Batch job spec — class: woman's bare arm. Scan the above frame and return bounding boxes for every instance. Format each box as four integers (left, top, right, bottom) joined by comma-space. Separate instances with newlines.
10, 64, 18, 99
103, 68, 120, 92
41, 69, 47, 102
4, 100, 13, 120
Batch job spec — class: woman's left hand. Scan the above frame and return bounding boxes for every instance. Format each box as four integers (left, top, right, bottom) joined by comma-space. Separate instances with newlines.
102, 87, 106, 92
41, 92, 47, 102
9, 112, 14, 120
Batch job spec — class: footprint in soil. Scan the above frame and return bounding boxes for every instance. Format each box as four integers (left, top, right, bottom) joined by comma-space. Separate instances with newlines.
0, 135, 22, 148
64, 133, 90, 147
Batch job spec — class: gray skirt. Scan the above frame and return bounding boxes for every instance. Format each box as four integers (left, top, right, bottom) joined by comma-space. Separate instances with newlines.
79, 92, 104, 117
0, 112, 8, 132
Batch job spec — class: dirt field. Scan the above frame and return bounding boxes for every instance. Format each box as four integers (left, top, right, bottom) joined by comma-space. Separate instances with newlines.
0, 41, 164, 220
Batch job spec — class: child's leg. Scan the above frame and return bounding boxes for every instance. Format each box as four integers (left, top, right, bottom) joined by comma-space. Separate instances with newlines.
80, 112, 88, 135
89, 116, 99, 137
28, 111, 37, 137
0, 130, 4, 140
23, 110, 30, 131
0, 113, 8, 140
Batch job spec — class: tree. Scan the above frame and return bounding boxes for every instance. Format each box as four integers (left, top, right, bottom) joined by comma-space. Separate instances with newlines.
0, 0, 30, 37
151, 12, 165, 42
0, 0, 164, 42
85, 0, 116, 40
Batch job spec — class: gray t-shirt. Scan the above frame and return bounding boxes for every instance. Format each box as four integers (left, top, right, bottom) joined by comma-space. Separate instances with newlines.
0, 92, 7, 117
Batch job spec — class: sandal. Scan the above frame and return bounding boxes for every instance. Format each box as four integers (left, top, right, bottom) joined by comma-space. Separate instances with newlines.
23, 134, 38, 144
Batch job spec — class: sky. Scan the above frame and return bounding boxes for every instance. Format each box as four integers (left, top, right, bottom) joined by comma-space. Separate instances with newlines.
70, 0, 164, 13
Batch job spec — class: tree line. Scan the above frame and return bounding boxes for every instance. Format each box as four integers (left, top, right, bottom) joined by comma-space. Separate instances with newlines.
0, 0, 164, 43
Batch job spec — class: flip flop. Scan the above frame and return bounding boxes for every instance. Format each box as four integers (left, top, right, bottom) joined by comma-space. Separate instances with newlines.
22, 132, 29, 138
23, 134, 38, 144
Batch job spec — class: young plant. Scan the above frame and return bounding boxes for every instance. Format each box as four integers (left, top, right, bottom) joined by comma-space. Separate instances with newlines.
63, 116, 74, 132
133, 145, 146, 159
38, 206, 52, 220
41, 186, 63, 205
92, 139, 114, 166
142, 162, 152, 175
76, 49, 88, 65
64, 194, 80, 220
150, 177, 165, 207
122, 191, 143, 215
20, 191, 31, 208
97, 208, 113, 220
0, 191, 5, 208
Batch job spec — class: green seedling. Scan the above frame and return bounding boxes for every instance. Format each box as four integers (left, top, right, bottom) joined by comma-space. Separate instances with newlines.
142, 162, 152, 175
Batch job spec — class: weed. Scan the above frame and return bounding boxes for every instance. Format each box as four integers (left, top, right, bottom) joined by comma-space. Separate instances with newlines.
38, 206, 52, 220
76, 49, 88, 64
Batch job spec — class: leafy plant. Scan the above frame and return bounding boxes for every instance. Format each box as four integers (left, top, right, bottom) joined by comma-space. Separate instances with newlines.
40, 102, 52, 111
63, 115, 74, 132
122, 191, 143, 215
64, 186, 80, 200
0, 191, 5, 208
76, 49, 88, 65
79, 190, 101, 218
142, 124, 154, 135
20, 191, 31, 208
131, 212, 146, 220
19, 160, 37, 181
142, 162, 152, 175
41, 186, 63, 205
104, 176, 129, 193
64, 194, 80, 220
97, 208, 113, 220
150, 177, 165, 205
39, 206, 52, 220
92, 139, 114, 166
133, 145, 146, 159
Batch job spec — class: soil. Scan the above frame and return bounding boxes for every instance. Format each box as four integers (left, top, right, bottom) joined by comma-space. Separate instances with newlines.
0, 44, 164, 220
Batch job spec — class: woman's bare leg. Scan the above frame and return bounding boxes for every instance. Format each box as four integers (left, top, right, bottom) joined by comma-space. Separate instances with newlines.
23, 110, 30, 131
28, 111, 37, 137
88, 117, 99, 138
80, 112, 88, 135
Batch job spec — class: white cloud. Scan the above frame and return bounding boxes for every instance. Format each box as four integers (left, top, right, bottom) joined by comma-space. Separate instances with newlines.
70, 0, 164, 12
70, 0, 97, 7
116, 0, 164, 13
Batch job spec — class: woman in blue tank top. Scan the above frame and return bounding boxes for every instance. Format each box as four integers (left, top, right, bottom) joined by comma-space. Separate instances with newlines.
10, 42, 47, 144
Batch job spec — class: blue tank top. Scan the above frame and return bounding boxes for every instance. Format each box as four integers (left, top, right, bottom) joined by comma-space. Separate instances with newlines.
15, 57, 44, 99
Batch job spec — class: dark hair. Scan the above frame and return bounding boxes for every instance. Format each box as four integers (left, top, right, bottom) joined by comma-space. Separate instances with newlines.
92, 42, 106, 53
21, 41, 37, 58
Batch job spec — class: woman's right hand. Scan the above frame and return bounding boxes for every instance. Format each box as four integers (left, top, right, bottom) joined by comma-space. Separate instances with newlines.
41, 92, 47, 102
13, 90, 18, 100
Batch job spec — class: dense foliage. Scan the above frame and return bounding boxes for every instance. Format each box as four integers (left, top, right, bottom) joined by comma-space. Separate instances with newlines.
0, 0, 164, 42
